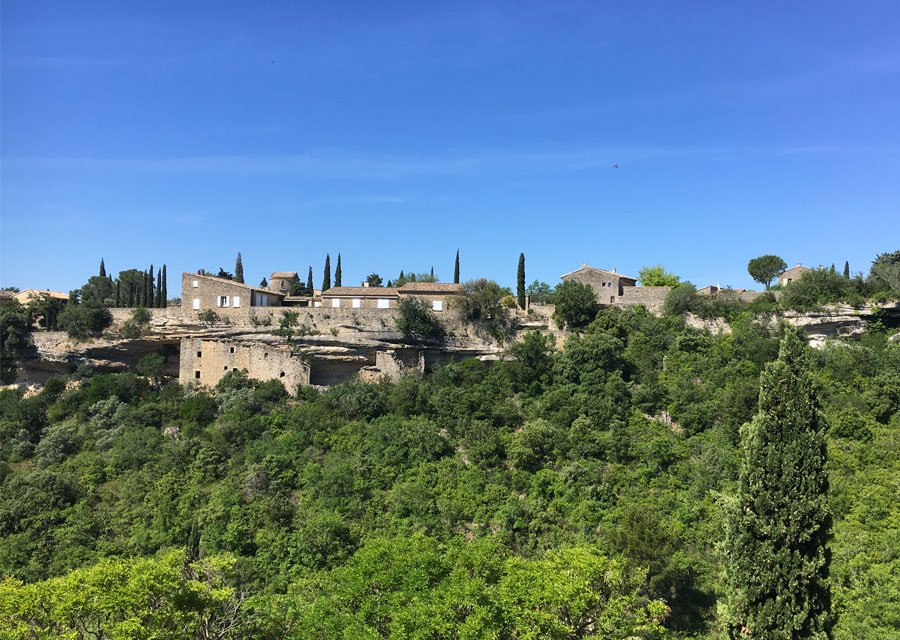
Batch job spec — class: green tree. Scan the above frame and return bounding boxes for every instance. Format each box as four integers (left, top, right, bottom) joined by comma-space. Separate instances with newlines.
0, 300, 32, 383
552, 280, 598, 328
115, 281, 120, 307
323, 254, 331, 291
137, 353, 166, 386
307, 266, 314, 293
215, 268, 233, 280
454, 249, 460, 284
395, 298, 444, 338
868, 250, 900, 291
79, 275, 115, 306
638, 264, 680, 287
147, 265, 154, 308
365, 273, 383, 287
234, 251, 244, 284
517, 253, 526, 309
526, 280, 554, 304
155, 269, 162, 307
461, 278, 504, 321
335, 253, 342, 287
843, 261, 850, 279
99, 258, 106, 277
58, 299, 112, 340
723, 328, 833, 639
747, 255, 787, 290
161, 264, 167, 307
260, 277, 268, 288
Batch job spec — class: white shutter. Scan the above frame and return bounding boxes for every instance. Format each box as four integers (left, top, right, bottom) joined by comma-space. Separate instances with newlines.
233, 296, 240, 308
352, 298, 360, 308
378, 298, 389, 309
432, 300, 443, 311
332, 298, 340, 308
193, 298, 200, 310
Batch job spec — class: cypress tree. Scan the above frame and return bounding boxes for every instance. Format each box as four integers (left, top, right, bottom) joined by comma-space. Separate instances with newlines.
115, 281, 120, 307
335, 254, 342, 287
156, 270, 162, 307
430, 266, 434, 278
843, 261, 850, 279
323, 254, 331, 291
235, 252, 244, 284
186, 516, 200, 566
149, 265, 155, 307
517, 253, 526, 309
99, 258, 106, 277
307, 267, 314, 294
161, 265, 167, 307
723, 328, 833, 639
454, 249, 460, 284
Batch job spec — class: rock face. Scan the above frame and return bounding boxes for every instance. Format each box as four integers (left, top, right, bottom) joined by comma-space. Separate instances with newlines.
781, 302, 899, 347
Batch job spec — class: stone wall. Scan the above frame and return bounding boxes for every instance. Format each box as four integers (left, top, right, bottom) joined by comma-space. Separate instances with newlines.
616, 286, 672, 312
179, 337, 309, 391
109, 307, 180, 328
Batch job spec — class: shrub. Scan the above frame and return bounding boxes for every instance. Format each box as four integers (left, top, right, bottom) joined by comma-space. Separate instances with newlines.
395, 298, 444, 338
196, 309, 221, 326
131, 307, 151, 325
58, 300, 112, 339
552, 280, 599, 328
502, 294, 517, 309
662, 283, 697, 316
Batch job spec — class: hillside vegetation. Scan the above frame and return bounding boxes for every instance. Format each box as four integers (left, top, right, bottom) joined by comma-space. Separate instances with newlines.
1, 307, 898, 638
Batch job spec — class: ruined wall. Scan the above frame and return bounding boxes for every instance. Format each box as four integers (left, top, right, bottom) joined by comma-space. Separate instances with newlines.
615, 286, 672, 312
179, 338, 309, 391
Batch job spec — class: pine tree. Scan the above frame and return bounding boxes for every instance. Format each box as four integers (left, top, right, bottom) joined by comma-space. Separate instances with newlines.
723, 328, 833, 639
323, 255, 331, 291
161, 265, 167, 307
99, 258, 106, 277
517, 253, 526, 309
235, 252, 244, 284
307, 267, 314, 294
454, 249, 460, 284
335, 254, 342, 287
843, 261, 850, 279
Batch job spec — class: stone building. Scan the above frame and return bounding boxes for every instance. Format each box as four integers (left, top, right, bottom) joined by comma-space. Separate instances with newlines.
181, 271, 284, 321
320, 285, 400, 309
779, 264, 814, 286
397, 282, 465, 312
179, 338, 309, 391
14, 289, 69, 305
559, 263, 638, 304
269, 272, 300, 295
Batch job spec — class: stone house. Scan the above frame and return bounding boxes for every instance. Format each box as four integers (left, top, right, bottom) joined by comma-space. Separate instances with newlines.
14, 289, 69, 305
778, 264, 814, 286
181, 271, 284, 320
397, 282, 466, 312
269, 272, 299, 295
180, 337, 309, 391
560, 263, 637, 304
320, 285, 400, 309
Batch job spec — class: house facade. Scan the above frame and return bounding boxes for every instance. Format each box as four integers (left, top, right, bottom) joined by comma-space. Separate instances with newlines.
320, 285, 400, 309
181, 271, 284, 320
779, 264, 814, 286
560, 263, 638, 304
397, 282, 465, 312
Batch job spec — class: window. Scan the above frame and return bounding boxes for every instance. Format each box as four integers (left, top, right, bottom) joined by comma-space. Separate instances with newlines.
195, 371, 200, 379
610, 296, 615, 303
432, 300, 443, 312
314, 301, 321, 308
332, 298, 340, 308
197, 351, 202, 358
193, 298, 200, 310
230, 346, 235, 353
352, 298, 361, 308
378, 298, 390, 309
192, 280, 199, 288
233, 296, 240, 308
217, 296, 230, 308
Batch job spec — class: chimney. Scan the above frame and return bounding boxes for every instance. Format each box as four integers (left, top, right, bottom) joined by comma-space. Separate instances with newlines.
612, 268, 616, 273
363, 282, 369, 288
582, 261, 587, 268
796, 263, 801, 267
717, 282, 721, 289
198, 268, 205, 276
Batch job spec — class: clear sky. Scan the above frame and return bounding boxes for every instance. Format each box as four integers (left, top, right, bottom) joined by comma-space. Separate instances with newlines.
2, 1, 898, 294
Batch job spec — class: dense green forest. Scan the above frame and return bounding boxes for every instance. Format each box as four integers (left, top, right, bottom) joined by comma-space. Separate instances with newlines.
1, 306, 899, 638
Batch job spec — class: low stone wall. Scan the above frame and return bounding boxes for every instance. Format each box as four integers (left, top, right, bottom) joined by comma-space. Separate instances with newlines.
109, 307, 181, 328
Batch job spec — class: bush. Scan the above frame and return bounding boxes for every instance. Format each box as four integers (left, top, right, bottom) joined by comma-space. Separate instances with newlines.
196, 309, 221, 326
131, 307, 151, 324
781, 269, 864, 311
662, 283, 697, 316
552, 280, 598, 328
502, 295, 516, 309
395, 298, 444, 338
58, 300, 112, 340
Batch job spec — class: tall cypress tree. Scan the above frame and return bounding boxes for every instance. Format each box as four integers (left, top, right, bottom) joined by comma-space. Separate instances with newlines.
843, 261, 850, 279
723, 328, 833, 639
148, 265, 154, 308
307, 266, 314, 294
323, 254, 331, 291
115, 281, 120, 307
235, 252, 244, 284
454, 249, 460, 284
99, 258, 106, 277
517, 253, 526, 309
335, 254, 342, 287
156, 270, 162, 307
161, 265, 167, 307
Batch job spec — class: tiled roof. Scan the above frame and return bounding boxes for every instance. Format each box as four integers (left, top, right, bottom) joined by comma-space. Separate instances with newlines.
321, 287, 400, 297
559, 265, 637, 281
15, 289, 70, 302
398, 282, 466, 293
270, 272, 299, 279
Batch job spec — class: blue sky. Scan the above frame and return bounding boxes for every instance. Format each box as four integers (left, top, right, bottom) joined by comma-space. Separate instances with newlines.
2, 1, 899, 294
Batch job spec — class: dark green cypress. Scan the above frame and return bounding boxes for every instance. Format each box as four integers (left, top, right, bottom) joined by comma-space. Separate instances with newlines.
156, 270, 162, 307
323, 254, 331, 291
186, 516, 200, 566
235, 252, 244, 284
454, 249, 460, 284
723, 328, 833, 639
149, 265, 155, 307
161, 265, 167, 307
139, 271, 146, 307
307, 267, 314, 294
517, 252, 526, 309
99, 258, 106, 277
335, 254, 342, 287
115, 281, 120, 307
843, 261, 850, 279
430, 266, 434, 278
